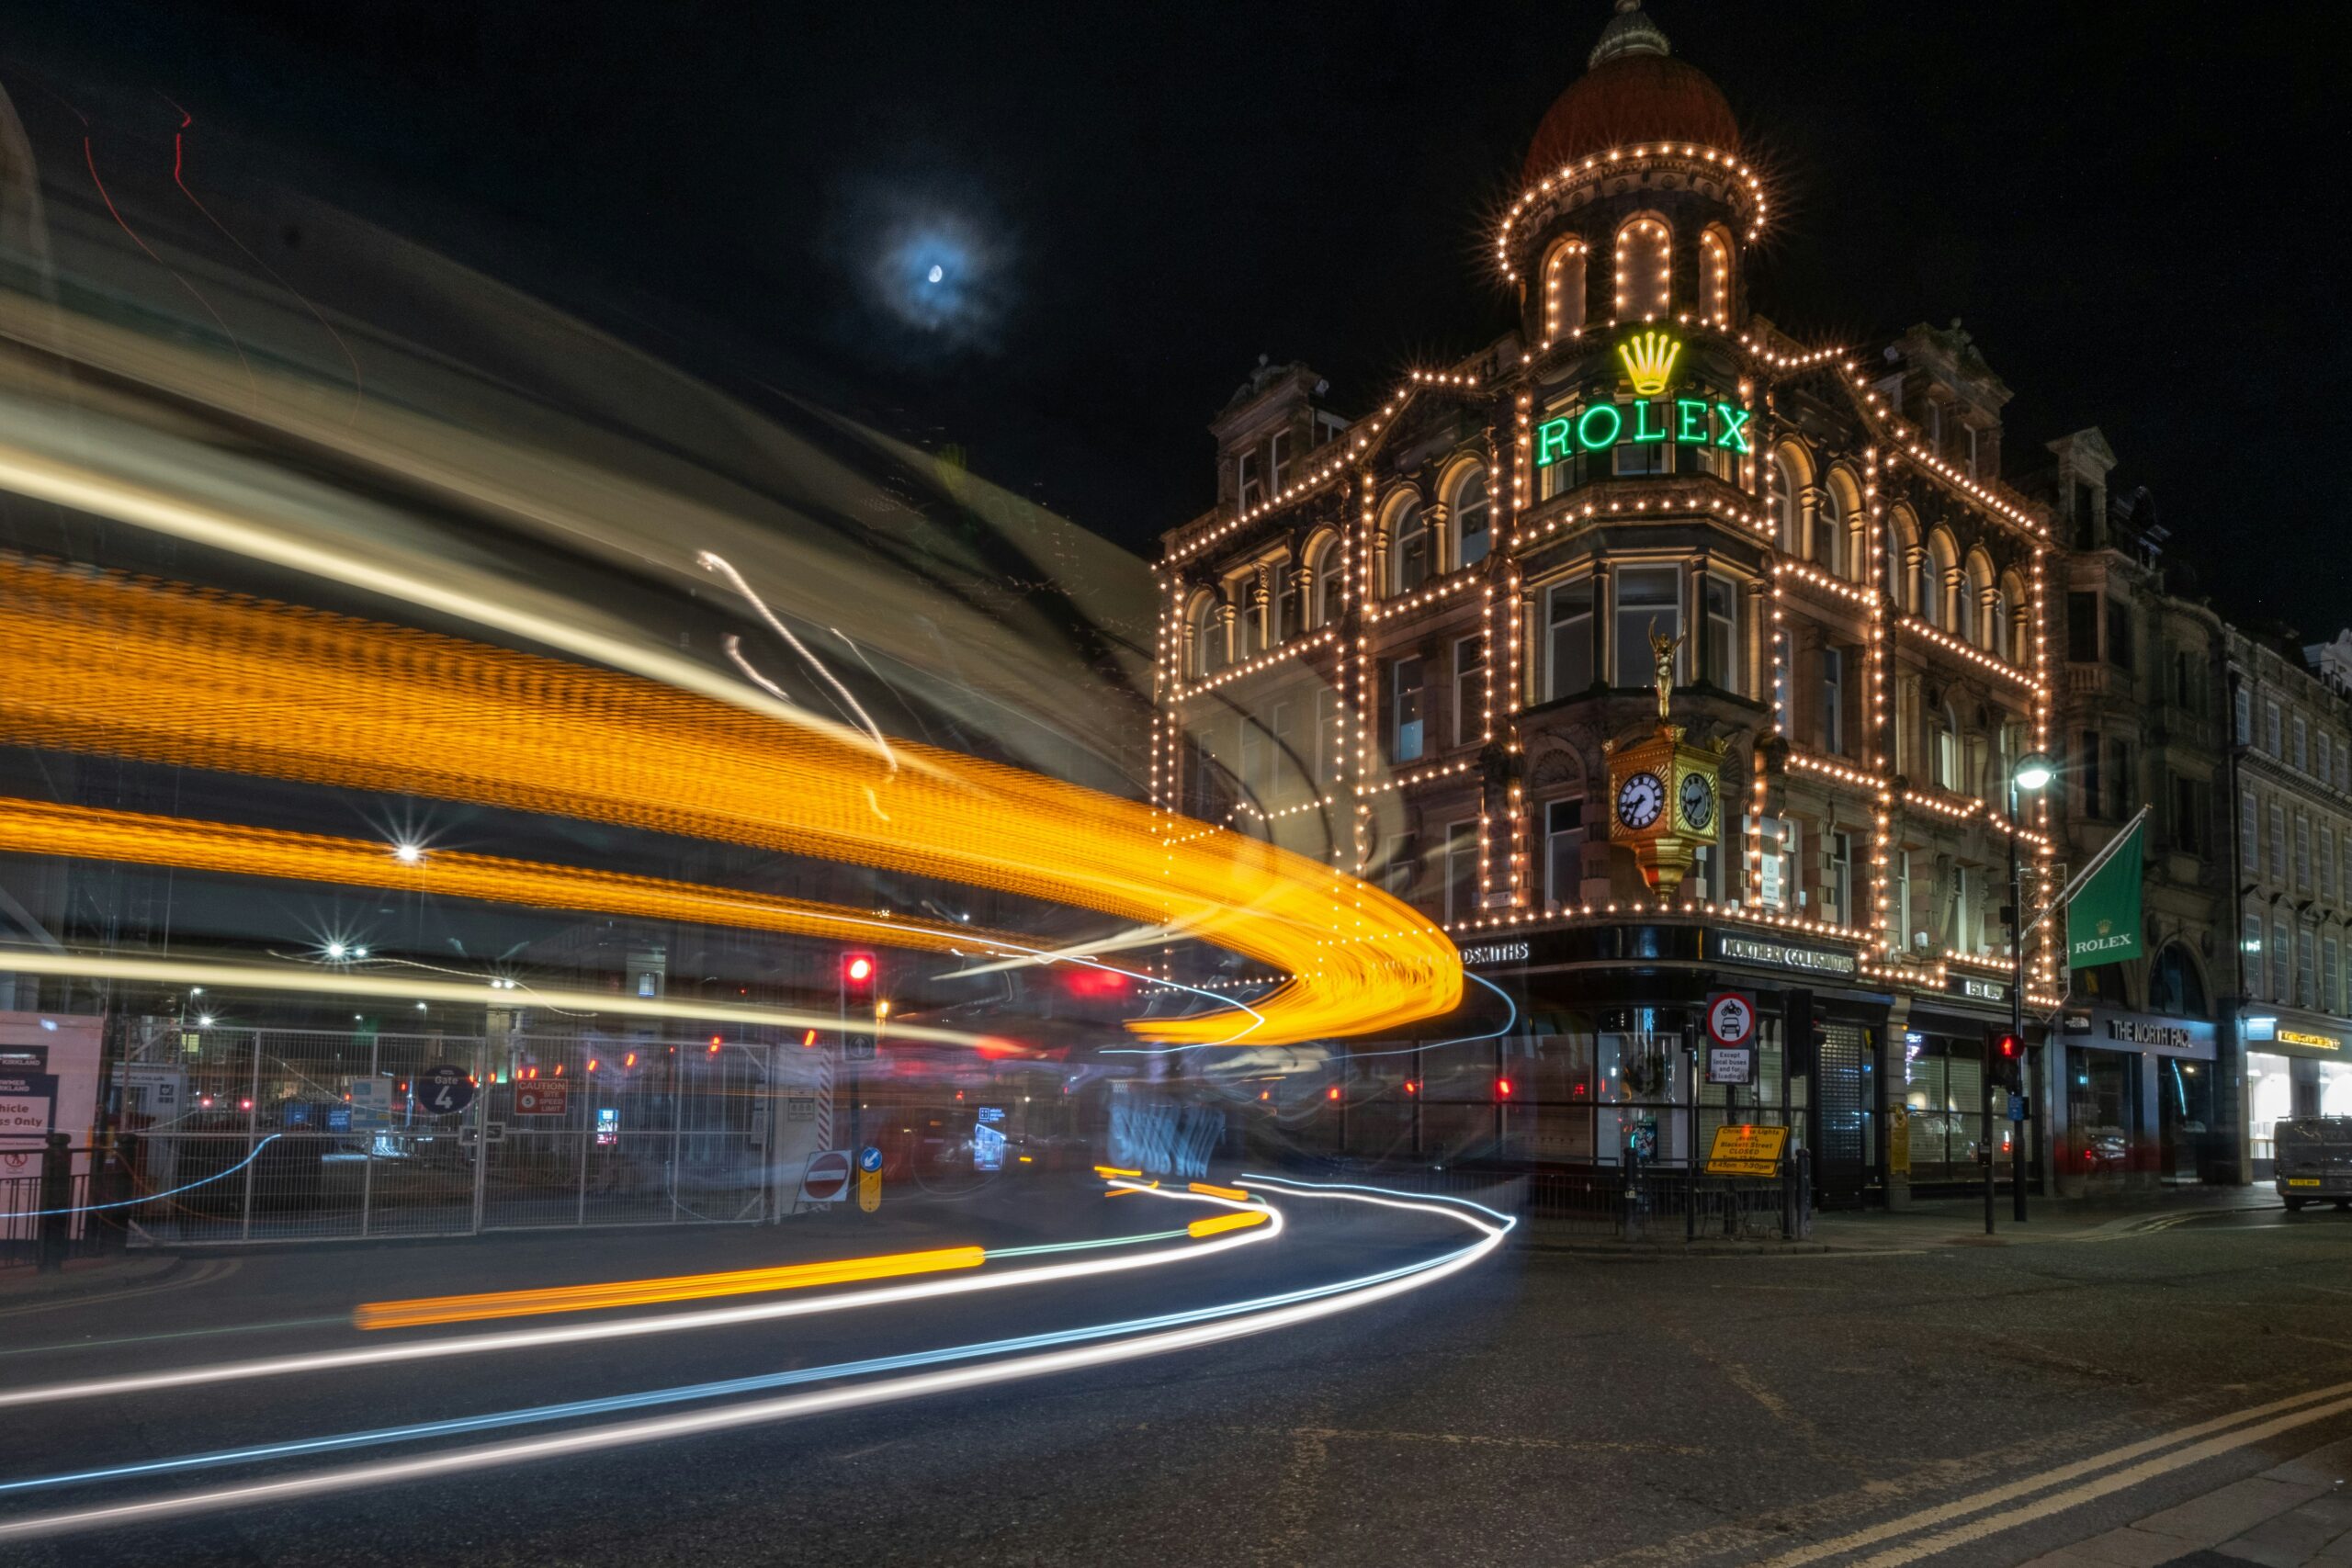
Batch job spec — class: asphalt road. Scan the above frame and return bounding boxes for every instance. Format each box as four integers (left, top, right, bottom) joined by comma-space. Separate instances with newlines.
0, 1187, 2347, 1567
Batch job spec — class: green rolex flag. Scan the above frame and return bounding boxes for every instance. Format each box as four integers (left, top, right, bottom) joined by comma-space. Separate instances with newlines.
2066, 819, 2145, 970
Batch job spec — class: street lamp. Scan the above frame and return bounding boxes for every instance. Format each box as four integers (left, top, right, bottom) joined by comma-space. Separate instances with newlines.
1998, 750, 2056, 1231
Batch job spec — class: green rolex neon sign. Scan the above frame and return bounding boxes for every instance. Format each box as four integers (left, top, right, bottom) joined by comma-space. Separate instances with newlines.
1535, 396, 1750, 467
1534, 330, 1751, 468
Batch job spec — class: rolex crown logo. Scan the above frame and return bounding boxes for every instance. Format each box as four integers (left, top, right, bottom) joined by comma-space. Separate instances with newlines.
1617, 329, 1681, 397
2096, 919, 2112, 936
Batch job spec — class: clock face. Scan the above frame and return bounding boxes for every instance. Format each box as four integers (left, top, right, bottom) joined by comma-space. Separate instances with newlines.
1617, 771, 1666, 830
1679, 772, 1716, 831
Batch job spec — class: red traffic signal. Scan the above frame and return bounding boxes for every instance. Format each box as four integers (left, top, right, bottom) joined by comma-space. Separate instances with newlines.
1496, 1077, 1515, 1100
842, 953, 876, 988
1996, 1032, 2019, 1059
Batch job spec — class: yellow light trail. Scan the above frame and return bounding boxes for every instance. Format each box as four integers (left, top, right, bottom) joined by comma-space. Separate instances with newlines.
0, 556, 1458, 1044
354, 1247, 987, 1330
0, 796, 1026, 960
0, 951, 991, 1044
1187, 1182, 1251, 1201
1185, 1211, 1271, 1238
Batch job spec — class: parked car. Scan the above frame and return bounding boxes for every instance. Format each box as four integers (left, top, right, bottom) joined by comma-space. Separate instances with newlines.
2275, 1117, 2352, 1212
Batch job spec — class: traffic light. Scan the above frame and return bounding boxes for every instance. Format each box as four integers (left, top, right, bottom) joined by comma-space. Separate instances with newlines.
841, 952, 878, 1062
1987, 1029, 2022, 1091
1495, 1077, 1515, 1100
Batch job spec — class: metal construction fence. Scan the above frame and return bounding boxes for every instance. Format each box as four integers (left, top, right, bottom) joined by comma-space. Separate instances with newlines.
108, 1024, 795, 1247
1296, 1159, 1812, 1243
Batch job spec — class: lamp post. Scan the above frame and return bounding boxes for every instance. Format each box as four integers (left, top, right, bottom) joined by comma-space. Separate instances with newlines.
2005, 752, 2056, 1229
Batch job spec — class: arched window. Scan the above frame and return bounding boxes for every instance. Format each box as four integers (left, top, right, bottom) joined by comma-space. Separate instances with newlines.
1773, 449, 1805, 555
1698, 227, 1732, 325
1189, 594, 1225, 678
1447, 464, 1490, 570
1388, 494, 1430, 595
1543, 238, 1587, 342
1961, 548, 1996, 649
1887, 507, 1920, 610
1614, 217, 1671, 321
1922, 530, 1959, 629
1998, 569, 2029, 663
2147, 943, 2209, 1018
1306, 535, 1343, 628
1813, 486, 1842, 576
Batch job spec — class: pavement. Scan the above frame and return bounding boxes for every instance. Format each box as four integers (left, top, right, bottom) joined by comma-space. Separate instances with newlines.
2023, 1437, 2352, 1567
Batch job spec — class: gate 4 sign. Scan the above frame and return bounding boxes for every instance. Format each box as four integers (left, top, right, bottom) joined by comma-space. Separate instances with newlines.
411, 1065, 477, 1117
1704, 991, 1757, 1049
514, 1082, 568, 1116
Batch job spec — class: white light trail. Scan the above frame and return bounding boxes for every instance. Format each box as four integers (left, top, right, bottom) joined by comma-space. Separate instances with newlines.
0, 1184, 1278, 1412
0, 1180, 1504, 1540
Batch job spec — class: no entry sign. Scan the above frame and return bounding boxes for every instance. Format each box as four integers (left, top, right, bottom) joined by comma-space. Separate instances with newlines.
1705, 991, 1757, 1049
799, 1148, 853, 1204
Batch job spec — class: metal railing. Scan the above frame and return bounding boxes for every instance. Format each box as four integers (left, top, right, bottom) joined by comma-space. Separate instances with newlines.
1284, 1158, 1811, 1244
109, 1025, 782, 1248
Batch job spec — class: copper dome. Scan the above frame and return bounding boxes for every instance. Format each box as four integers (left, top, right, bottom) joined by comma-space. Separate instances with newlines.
1521, 6, 1740, 186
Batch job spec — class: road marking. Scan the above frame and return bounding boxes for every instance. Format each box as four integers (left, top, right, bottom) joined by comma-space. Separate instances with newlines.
1844, 1392, 2352, 1566
1751, 1378, 2352, 1568
0, 1258, 238, 1323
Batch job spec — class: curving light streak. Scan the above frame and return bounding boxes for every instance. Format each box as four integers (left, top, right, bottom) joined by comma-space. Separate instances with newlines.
0, 951, 992, 1046
0, 1192, 1498, 1508
354, 1246, 989, 1331
0, 795, 1029, 961
0, 1136, 280, 1220
0, 556, 1459, 1045
0, 1184, 1281, 1412
0, 796, 1268, 1046
0, 1182, 1504, 1538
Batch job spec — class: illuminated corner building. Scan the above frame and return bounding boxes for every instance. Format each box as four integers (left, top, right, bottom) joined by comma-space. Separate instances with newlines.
2222, 624, 2352, 1176
1152, 1, 2067, 1207
2022, 436, 2236, 1193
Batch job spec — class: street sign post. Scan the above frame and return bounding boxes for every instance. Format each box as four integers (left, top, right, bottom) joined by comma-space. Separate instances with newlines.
799, 1148, 853, 1205
412, 1065, 477, 1117
1703, 1123, 1788, 1177
1704, 991, 1757, 1049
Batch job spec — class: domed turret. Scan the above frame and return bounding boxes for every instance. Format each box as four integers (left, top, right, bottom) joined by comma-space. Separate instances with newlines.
1522, 1, 1740, 185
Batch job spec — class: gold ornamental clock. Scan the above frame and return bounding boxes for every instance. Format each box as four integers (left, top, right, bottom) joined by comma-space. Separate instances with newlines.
1604, 626, 1725, 897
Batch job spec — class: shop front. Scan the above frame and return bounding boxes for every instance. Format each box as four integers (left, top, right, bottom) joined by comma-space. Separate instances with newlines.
2051, 1009, 2218, 1191
1894, 972, 2031, 1201
2243, 1012, 2352, 1179
1410, 920, 1893, 1206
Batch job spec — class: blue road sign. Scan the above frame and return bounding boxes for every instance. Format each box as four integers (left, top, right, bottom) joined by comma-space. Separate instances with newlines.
413, 1065, 477, 1117
858, 1145, 884, 1173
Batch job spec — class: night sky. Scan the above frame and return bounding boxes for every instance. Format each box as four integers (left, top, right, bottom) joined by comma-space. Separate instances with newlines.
6, 1, 2347, 635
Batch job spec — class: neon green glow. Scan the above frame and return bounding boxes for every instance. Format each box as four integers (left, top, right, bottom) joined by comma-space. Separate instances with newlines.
1630, 399, 1668, 444
1576, 402, 1622, 451
1675, 399, 1710, 444
1534, 417, 1573, 468
1713, 402, 1752, 453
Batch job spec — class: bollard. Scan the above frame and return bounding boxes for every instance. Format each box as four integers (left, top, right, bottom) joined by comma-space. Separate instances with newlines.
36, 1132, 72, 1272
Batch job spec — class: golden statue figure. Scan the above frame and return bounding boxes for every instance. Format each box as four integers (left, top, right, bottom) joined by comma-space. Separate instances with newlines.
1645, 619, 1683, 721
